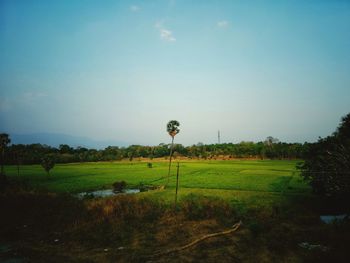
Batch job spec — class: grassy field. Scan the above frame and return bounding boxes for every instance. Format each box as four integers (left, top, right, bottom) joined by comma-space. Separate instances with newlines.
6, 159, 310, 204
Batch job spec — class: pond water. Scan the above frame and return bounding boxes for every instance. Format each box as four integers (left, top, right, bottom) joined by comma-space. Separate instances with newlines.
320, 214, 347, 224
76, 188, 140, 199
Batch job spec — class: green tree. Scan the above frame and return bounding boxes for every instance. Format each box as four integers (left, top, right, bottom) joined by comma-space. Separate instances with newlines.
149, 147, 155, 160
264, 136, 279, 159
128, 151, 134, 162
41, 155, 55, 176
0, 133, 11, 182
166, 120, 180, 184
299, 113, 350, 199
59, 144, 74, 154
12, 144, 25, 176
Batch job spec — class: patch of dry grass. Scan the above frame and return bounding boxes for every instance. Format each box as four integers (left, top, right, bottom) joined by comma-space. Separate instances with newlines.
1, 187, 349, 262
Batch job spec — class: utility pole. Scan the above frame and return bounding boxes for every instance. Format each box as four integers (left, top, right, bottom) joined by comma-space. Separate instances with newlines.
174, 162, 180, 209
218, 130, 221, 144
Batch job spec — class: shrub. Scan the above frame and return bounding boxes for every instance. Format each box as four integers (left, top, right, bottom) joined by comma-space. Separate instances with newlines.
41, 155, 55, 176
112, 181, 126, 192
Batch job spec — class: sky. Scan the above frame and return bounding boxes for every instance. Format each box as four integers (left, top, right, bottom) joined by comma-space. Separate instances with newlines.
1, 0, 350, 146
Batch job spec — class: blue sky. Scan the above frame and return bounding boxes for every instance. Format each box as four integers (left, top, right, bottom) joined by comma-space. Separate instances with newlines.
1, 0, 350, 146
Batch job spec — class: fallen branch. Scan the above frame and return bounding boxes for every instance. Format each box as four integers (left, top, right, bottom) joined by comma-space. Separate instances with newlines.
151, 220, 242, 257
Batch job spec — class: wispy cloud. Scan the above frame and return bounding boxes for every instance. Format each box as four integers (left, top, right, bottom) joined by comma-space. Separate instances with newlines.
130, 5, 140, 12
160, 29, 176, 42
155, 21, 176, 42
217, 20, 229, 28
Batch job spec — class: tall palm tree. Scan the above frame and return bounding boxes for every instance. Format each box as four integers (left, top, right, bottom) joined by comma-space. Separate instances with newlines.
166, 120, 180, 185
0, 133, 11, 182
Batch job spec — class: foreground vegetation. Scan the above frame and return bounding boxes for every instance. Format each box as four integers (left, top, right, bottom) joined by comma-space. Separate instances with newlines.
1, 185, 349, 262
1, 159, 349, 262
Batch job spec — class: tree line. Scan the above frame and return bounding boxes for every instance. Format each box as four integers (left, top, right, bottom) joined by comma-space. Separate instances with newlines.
2, 137, 307, 165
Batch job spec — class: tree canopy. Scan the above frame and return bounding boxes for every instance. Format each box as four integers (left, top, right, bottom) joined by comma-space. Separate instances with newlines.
300, 113, 350, 199
167, 120, 180, 138
41, 155, 55, 176
3, 140, 306, 165
0, 133, 11, 181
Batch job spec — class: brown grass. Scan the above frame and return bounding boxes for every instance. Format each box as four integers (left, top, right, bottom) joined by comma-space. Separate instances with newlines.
0, 187, 349, 262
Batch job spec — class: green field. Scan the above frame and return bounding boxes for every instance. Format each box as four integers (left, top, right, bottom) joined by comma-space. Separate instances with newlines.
6, 160, 310, 204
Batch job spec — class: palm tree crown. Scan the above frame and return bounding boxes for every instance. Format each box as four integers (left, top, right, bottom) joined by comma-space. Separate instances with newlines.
167, 120, 180, 138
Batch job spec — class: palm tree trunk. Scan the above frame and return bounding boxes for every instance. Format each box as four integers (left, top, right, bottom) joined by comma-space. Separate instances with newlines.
167, 136, 174, 185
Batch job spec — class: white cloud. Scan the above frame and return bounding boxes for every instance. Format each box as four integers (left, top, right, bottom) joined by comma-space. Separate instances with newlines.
217, 20, 229, 28
130, 5, 140, 12
160, 29, 176, 42
155, 21, 176, 42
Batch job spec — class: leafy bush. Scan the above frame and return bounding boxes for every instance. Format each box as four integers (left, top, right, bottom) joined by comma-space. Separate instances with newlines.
41, 155, 55, 176
112, 181, 126, 192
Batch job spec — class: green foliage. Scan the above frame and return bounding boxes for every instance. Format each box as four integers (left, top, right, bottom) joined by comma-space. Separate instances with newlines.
59, 144, 74, 154
166, 120, 180, 137
0, 133, 11, 150
300, 113, 350, 199
0, 133, 11, 179
3, 140, 307, 165
41, 155, 55, 176
128, 151, 134, 161
112, 181, 126, 192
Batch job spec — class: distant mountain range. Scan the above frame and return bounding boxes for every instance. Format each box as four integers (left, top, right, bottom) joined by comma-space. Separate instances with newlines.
10, 133, 128, 149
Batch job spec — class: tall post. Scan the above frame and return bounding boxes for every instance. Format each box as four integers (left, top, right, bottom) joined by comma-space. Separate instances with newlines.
218, 130, 221, 144
167, 136, 174, 184
175, 162, 180, 208
1, 146, 5, 177
0, 148, 4, 180
17, 159, 20, 177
